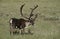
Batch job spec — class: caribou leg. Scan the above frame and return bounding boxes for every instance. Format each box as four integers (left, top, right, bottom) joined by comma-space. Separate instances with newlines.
10, 26, 14, 35
20, 28, 25, 34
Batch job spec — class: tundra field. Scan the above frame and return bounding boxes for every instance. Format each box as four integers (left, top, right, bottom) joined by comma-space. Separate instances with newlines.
0, 0, 60, 39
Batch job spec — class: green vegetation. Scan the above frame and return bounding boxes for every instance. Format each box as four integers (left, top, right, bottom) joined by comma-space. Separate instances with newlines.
0, 0, 60, 39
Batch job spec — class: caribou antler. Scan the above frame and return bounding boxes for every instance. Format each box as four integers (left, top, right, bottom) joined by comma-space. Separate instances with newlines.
20, 4, 29, 19
20, 4, 38, 20
33, 14, 38, 21
28, 5, 38, 20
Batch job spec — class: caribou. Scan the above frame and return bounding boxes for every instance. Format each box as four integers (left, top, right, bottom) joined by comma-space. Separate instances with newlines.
9, 4, 38, 35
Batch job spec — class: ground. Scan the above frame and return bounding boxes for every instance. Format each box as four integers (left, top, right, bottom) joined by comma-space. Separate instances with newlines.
0, 0, 60, 39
